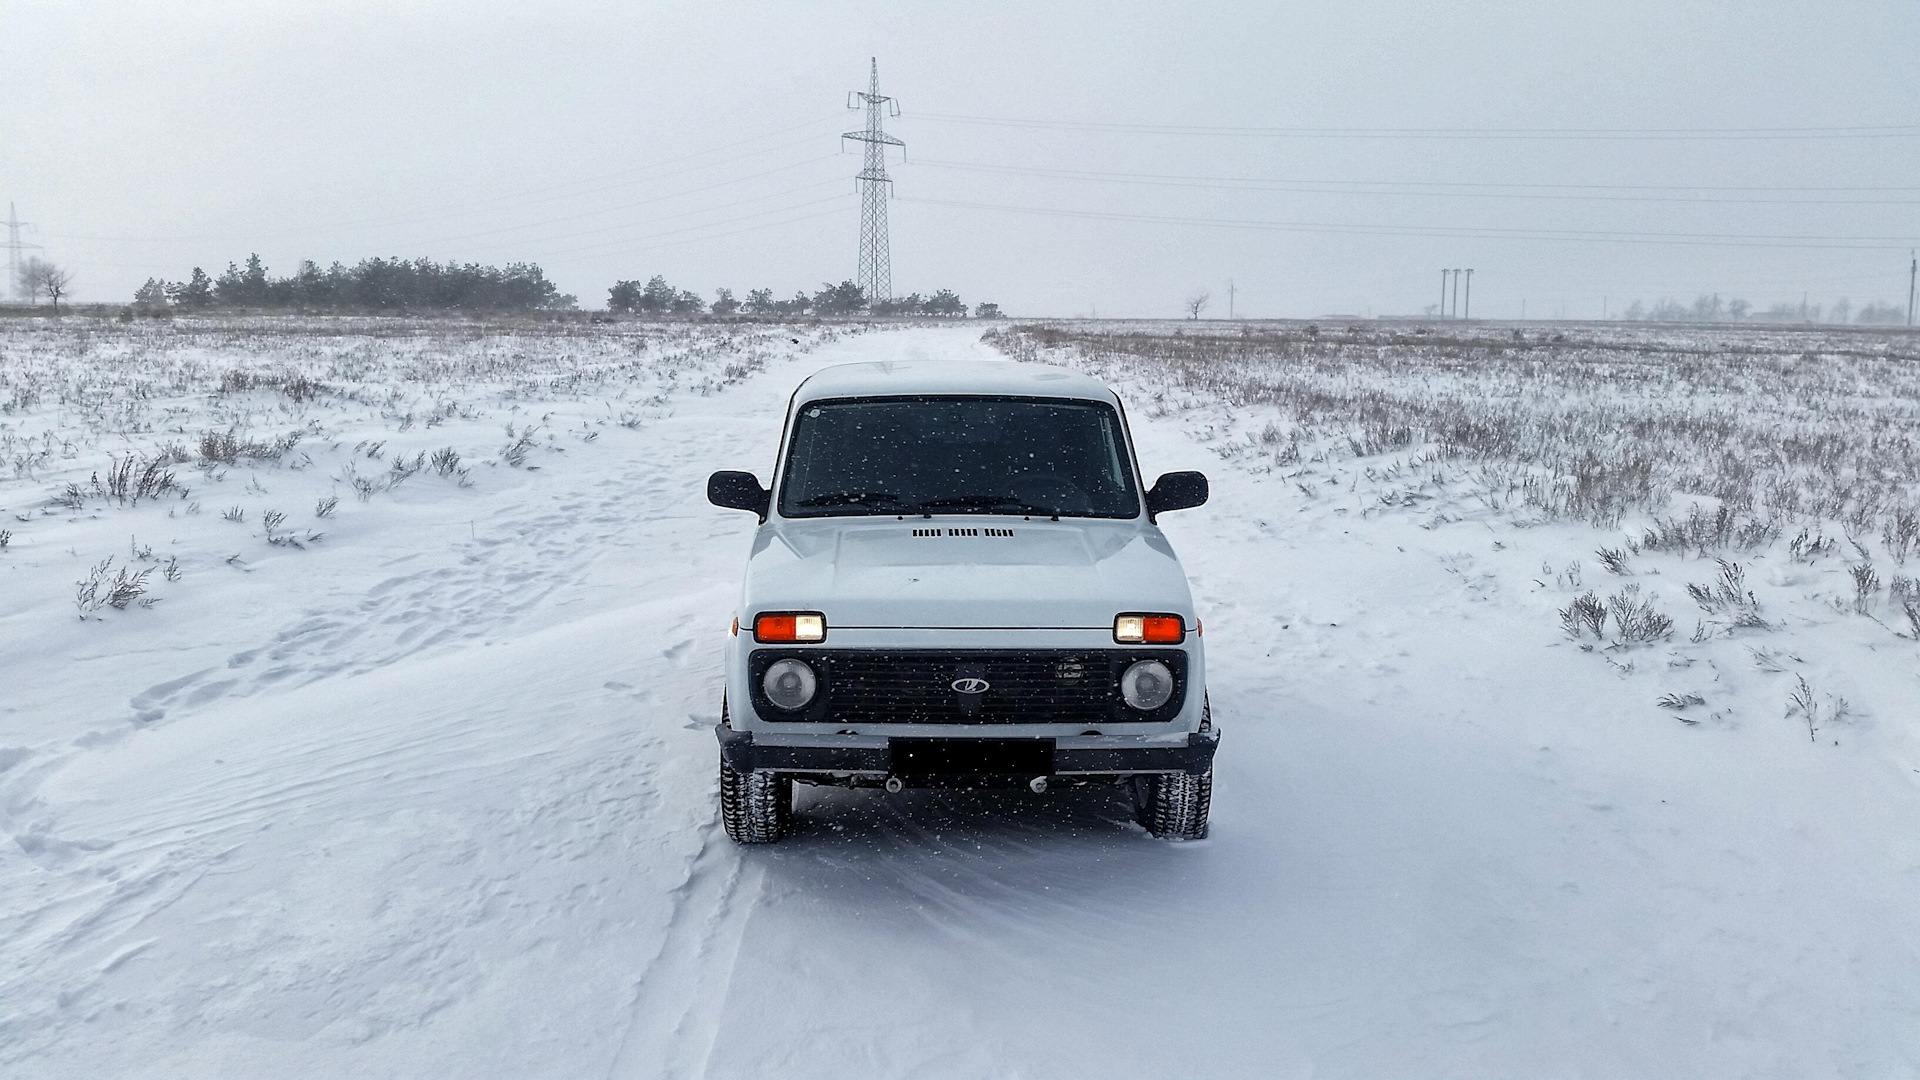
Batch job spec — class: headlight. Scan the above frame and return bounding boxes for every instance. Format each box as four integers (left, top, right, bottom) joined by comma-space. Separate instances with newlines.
762, 659, 818, 711
1119, 659, 1174, 711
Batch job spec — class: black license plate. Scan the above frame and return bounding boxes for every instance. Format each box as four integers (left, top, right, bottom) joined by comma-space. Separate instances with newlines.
889, 738, 1055, 776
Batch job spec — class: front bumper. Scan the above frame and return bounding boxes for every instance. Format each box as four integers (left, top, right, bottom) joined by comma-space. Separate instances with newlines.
716, 725, 1220, 778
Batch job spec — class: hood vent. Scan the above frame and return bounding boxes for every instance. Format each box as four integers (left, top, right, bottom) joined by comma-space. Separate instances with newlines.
909, 527, 1016, 538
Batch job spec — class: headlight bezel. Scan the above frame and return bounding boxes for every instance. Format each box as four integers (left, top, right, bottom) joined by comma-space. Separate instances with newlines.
760, 658, 820, 711
1119, 658, 1177, 712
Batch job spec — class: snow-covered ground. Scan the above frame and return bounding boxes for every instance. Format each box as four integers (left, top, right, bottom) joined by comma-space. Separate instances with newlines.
3, 320, 1917, 1077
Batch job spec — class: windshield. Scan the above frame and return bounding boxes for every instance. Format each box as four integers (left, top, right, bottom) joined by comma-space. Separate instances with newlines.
778, 395, 1141, 519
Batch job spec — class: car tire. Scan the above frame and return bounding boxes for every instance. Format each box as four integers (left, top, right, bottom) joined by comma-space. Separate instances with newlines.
1132, 768, 1213, 839
720, 758, 792, 844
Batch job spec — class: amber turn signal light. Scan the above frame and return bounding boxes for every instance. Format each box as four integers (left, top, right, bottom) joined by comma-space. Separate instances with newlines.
1113, 613, 1184, 644
754, 612, 826, 643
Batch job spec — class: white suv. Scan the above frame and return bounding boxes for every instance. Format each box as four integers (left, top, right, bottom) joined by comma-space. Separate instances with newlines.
706, 360, 1216, 842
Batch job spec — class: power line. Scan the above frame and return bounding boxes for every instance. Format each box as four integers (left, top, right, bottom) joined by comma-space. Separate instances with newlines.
370, 169, 846, 251
907, 158, 1920, 205
900, 196, 1919, 250
1046, 260, 1909, 301
520, 194, 851, 261
844, 58, 903, 302
521, 204, 853, 265
36, 199, 846, 273
41, 114, 851, 245
910, 112, 1920, 141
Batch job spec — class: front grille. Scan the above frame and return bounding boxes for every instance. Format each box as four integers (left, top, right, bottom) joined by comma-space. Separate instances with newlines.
748, 649, 1186, 724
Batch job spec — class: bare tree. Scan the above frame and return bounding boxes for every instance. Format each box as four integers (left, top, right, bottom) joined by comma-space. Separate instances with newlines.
15, 257, 48, 304
1185, 289, 1211, 320
41, 264, 72, 312
17, 258, 73, 311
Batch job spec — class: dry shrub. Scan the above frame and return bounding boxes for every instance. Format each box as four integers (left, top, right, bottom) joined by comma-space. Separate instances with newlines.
74, 557, 155, 617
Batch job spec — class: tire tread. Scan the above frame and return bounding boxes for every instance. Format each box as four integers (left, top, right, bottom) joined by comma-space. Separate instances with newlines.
1137, 768, 1212, 839
720, 759, 791, 843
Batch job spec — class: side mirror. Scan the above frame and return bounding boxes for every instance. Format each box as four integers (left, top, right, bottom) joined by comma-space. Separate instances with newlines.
708, 470, 770, 517
1145, 471, 1208, 516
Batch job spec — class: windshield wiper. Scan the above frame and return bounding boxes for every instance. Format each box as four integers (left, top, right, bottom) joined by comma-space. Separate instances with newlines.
909, 494, 1060, 519
796, 491, 903, 509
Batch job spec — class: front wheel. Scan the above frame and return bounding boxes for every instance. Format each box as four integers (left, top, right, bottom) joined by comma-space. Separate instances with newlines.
1133, 768, 1213, 839
720, 759, 792, 844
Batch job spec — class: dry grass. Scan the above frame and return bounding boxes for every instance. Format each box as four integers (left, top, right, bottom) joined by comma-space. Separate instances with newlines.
992, 322, 1920, 545
2, 314, 842, 496
1559, 584, 1674, 647
73, 557, 155, 617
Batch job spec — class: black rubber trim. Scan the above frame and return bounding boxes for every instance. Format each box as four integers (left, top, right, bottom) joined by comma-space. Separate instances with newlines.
717, 723, 889, 773
716, 726, 1219, 777
1055, 730, 1218, 776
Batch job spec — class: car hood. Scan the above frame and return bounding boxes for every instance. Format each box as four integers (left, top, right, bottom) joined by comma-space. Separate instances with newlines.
740, 516, 1195, 629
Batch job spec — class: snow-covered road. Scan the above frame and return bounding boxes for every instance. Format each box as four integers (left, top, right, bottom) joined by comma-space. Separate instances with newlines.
5, 326, 1917, 1078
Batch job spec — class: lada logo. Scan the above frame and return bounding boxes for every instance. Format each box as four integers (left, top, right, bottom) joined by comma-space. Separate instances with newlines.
950, 677, 991, 694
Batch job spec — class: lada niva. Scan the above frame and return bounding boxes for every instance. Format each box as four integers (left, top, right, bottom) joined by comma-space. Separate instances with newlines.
707, 360, 1216, 842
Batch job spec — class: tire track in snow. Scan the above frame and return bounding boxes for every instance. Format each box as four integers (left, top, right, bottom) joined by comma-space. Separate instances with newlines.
596, 328, 1025, 1078
1, 326, 997, 1076
4, 374, 753, 854
605, 822, 767, 1080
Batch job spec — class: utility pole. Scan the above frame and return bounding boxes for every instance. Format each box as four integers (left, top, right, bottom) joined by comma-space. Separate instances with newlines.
1450, 268, 1461, 318
843, 58, 903, 306
1463, 269, 1473, 320
1227, 278, 1236, 319
6, 201, 41, 299
1909, 250, 1916, 327
1439, 269, 1448, 319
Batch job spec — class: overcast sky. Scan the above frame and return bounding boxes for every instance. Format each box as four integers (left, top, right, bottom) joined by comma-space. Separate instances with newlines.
4, 0, 1917, 317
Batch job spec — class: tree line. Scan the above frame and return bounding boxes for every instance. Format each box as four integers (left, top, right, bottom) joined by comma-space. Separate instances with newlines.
132, 255, 576, 312
119, 257, 1002, 318
606, 275, 1000, 318
1622, 294, 1908, 325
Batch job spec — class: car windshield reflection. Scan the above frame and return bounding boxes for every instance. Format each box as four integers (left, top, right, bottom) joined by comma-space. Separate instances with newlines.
778, 396, 1141, 519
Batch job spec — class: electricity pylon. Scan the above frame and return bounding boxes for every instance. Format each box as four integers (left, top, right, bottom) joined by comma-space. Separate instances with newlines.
6, 203, 42, 303
843, 58, 903, 306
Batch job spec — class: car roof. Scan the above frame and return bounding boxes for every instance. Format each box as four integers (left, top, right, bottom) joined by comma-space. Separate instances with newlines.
791, 360, 1119, 406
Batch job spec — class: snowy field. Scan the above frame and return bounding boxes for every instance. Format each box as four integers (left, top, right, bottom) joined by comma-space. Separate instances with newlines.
3, 316, 1918, 1077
